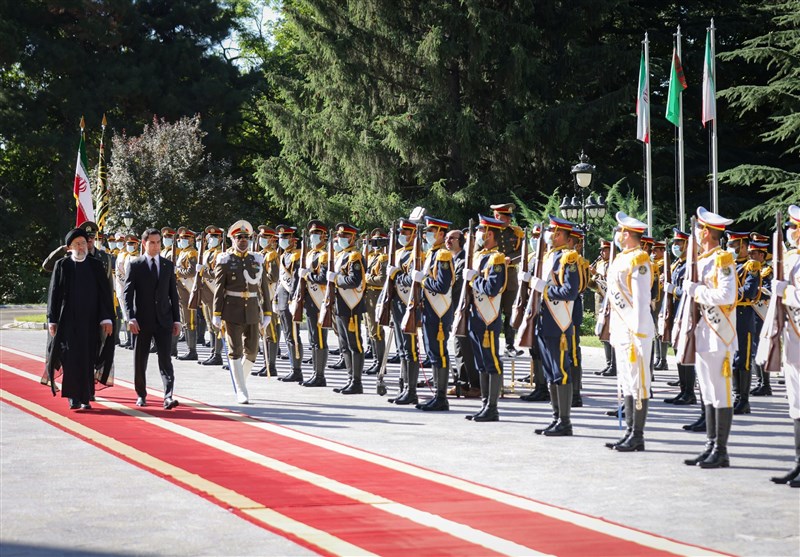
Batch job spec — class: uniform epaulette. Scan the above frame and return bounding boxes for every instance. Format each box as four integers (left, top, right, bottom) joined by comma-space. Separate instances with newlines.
290, 251, 301, 262
744, 260, 762, 274
511, 225, 524, 239
264, 251, 278, 263
348, 251, 362, 263
435, 249, 453, 262
630, 251, 649, 268
715, 250, 735, 268
761, 265, 773, 278
374, 253, 388, 263
561, 250, 579, 265
252, 252, 265, 265
489, 252, 506, 265
216, 252, 231, 265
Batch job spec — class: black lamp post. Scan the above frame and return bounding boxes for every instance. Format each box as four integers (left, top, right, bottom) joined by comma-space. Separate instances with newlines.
559, 151, 607, 235
121, 210, 134, 233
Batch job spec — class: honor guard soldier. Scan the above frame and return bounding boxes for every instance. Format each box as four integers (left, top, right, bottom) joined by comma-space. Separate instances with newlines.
750, 235, 773, 396
652, 240, 669, 371
771, 204, 800, 487
463, 215, 507, 422
603, 213, 654, 452
410, 217, 455, 411
175, 228, 199, 360
160, 227, 177, 259
446, 228, 480, 397
726, 230, 761, 414
519, 225, 551, 402
566, 226, 589, 407
197, 226, 225, 366
298, 220, 330, 387
491, 203, 524, 357
327, 223, 367, 394
527, 216, 581, 436
663, 229, 697, 406
364, 229, 389, 375
212, 220, 272, 403
275, 224, 304, 382
683, 207, 739, 469
589, 239, 616, 377
387, 219, 422, 404
116, 234, 140, 349
253, 226, 281, 377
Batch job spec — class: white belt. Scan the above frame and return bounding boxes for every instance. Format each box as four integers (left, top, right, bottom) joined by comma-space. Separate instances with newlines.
225, 289, 258, 299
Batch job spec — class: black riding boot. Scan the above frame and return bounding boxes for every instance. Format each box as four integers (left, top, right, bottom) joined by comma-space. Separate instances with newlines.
544, 384, 573, 436
699, 407, 733, 468
615, 399, 648, 452
606, 396, 634, 448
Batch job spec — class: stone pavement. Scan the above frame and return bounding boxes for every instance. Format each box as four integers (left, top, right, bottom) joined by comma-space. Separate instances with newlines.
1, 319, 798, 556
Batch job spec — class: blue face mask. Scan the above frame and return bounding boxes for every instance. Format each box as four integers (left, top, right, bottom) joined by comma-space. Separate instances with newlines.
163, 237, 173, 247
671, 244, 683, 258
126, 244, 136, 253
258, 237, 269, 248
398, 234, 410, 247
208, 237, 220, 248
178, 238, 190, 249
424, 231, 436, 246
475, 231, 485, 248
278, 238, 290, 250
337, 237, 351, 250
309, 233, 322, 248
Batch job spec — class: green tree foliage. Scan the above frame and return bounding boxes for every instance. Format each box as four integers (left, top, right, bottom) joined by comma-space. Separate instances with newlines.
717, 0, 800, 222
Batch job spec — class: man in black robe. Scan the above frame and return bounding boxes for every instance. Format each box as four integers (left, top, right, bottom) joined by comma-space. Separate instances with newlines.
45, 228, 115, 409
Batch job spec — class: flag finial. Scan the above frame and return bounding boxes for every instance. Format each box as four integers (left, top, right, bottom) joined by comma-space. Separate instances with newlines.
101, 113, 107, 128
80, 115, 85, 130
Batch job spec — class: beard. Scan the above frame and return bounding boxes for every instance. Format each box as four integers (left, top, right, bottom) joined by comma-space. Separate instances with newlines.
70, 250, 88, 262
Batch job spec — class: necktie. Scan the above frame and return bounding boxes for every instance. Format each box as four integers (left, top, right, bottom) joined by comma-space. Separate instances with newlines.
150, 257, 159, 281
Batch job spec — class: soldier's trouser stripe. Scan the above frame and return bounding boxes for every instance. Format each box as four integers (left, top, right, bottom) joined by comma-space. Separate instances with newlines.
745, 333, 751, 372
489, 331, 501, 374
354, 315, 362, 353
560, 348, 568, 385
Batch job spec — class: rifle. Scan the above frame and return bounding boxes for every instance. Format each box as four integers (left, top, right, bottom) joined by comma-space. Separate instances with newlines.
755, 211, 784, 371
291, 230, 307, 323
375, 221, 396, 327
518, 223, 545, 348
675, 217, 699, 365
452, 219, 474, 337
595, 236, 618, 342
510, 227, 530, 328
187, 232, 205, 310
657, 236, 675, 344
318, 233, 335, 329
401, 223, 423, 333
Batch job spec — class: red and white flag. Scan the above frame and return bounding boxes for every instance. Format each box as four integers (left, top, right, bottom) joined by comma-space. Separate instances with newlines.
73, 116, 94, 226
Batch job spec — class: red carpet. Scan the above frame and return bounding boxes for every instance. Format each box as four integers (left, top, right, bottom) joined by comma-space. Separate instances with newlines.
1, 347, 726, 557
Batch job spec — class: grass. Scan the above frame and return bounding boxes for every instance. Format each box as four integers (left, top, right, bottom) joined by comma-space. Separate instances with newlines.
15, 314, 47, 323
580, 335, 604, 348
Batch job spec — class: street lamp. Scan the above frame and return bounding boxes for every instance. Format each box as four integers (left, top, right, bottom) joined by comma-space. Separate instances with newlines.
571, 150, 595, 189
121, 210, 134, 230
559, 151, 607, 241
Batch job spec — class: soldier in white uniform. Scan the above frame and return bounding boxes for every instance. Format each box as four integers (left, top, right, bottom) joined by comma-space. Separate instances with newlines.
771, 204, 800, 487
604, 213, 654, 452
682, 207, 739, 469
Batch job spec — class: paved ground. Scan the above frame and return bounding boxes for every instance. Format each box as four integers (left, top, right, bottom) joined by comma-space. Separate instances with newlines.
1, 308, 799, 556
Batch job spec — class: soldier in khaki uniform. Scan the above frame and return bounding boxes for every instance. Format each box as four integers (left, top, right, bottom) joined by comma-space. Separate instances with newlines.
298, 220, 330, 386
253, 225, 281, 377
198, 226, 224, 366
275, 225, 305, 382
364, 228, 389, 374
652, 240, 669, 371
116, 234, 140, 349
491, 203, 524, 357
212, 220, 272, 404
175, 228, 199, 360
160, 226, 179, 356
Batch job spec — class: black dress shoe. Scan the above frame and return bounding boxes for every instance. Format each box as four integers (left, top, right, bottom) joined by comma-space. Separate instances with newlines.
364, 360, 380, 375
672, 392, 697, 405
392, 391, 418, 405
341, 383, 363, 394
733, 400, 751, 415
69, 399, 80, 410
534, 420, 558, 435
253, 366, 267, 376
750, 385, 772, 396
278, 369, 303, 383
328, 357, 346, 370
519, 389, 550, 402
418, 396, 449, 411
387, 353, 400, 364
177, 351, 198, 361
601, 369, 617, 377
606, 406, 624, 418
333, 381, 353, 394
473, 408, 500, 422
364, 349, 374, 360
201, 354, 223, 366
329, 348, 340, 356
667, 379, 681, 386
302, 375, 327, 387
571, 395, 583, 408
302, 357, 312, 364
164, 398, 179, 410
543, 422, 572, 436
683, 415, 706, 432
770, 464, 800, 484
80, 403, 92, 410
136, 397, 147, 407
594, 365, 610, 376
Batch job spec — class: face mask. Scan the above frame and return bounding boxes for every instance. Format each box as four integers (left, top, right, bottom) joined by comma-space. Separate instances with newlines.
398, 234, 410, 247
278, 238, 290, 250
337, 237, 351, 250
613, 231, 622, 249
726, 246, 738, 257
208, 237, 220, 248
195, 241, 202, 250
333, 242, 343, 252
126, 244, 136, 253
424, 231, 436, 246
694, 227, 703, 244
544, 231, 553, 247
309, 233, 322, 248
475, 231, 485, 248
258, 237, 269, 248
163, 237, 173, 247
115, 242, 123, 250
178, 239, 190, 249
671, 244, 684, 258
529, 237, 537, 250
788, 228, 798, 248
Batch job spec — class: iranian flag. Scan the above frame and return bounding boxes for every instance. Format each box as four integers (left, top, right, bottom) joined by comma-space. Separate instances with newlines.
702, 28, 716, 127
665, 48, 688, 127
73, 117, 95, 226
636, 49, 650, 144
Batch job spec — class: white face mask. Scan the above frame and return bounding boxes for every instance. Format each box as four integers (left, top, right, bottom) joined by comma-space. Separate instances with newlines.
424, 231, 436, 246
788, 228, 799, 248
671, 244, 684, 258
398, 234, 410, 247
544, 230, 554, 247
694, 226, 703, 244
126, 244, 136, 253
309, 233, 322, 248
475, 231, 485, 248
163, 237, 173, 247
333, 241, 343, 252
258, 237, 269, 248
726, 246, 738, 257
613, 231, 622, 249
208, 237, 220, 248
195, 241, 202, 250
177, 238, 189, 249
115, 242, 123, 250
278, 238, 290, 250
337, 236, 351, 250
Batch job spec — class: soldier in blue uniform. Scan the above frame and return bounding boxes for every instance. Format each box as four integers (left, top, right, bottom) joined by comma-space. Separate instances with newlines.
387, 220, 422, 404
275, 225, 304, 383
566, 226, 589, 407
527, 216, 581, 436
299, 220, 330, 387
410, 217, 455, 412
749, 235, 773, 397
463, 215, 507, 422
327, 223, 367, 394
726, 231, 761, 414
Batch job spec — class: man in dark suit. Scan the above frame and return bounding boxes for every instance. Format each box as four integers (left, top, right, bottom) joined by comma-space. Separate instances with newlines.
124, 228, 182, 409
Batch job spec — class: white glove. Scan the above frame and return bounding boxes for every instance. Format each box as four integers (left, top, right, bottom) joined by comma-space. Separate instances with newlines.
212, 316, 222, 328
195, 263, 207, 273
298, 268, 310, 279
530, 277, 546, 293
387, 265, 400, 277
463, 268, 478, 282
684, 280, 698, 297
326, 270, 338, 283
774, 280, 788, 297
411, 270, 425, 283
519, 271, 532, 284
262, 314, 272, 328
664, 282, 675, 294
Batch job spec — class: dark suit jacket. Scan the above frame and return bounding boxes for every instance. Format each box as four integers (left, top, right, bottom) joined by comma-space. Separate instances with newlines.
124, 255, 181, 331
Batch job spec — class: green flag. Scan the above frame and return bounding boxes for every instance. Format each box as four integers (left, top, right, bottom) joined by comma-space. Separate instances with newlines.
665, 48, 687, 127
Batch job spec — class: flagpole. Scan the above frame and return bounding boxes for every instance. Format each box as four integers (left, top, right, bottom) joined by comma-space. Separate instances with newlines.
676, 26, 686, 230
710, 19, 719, 213
644, 32, 653, 236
